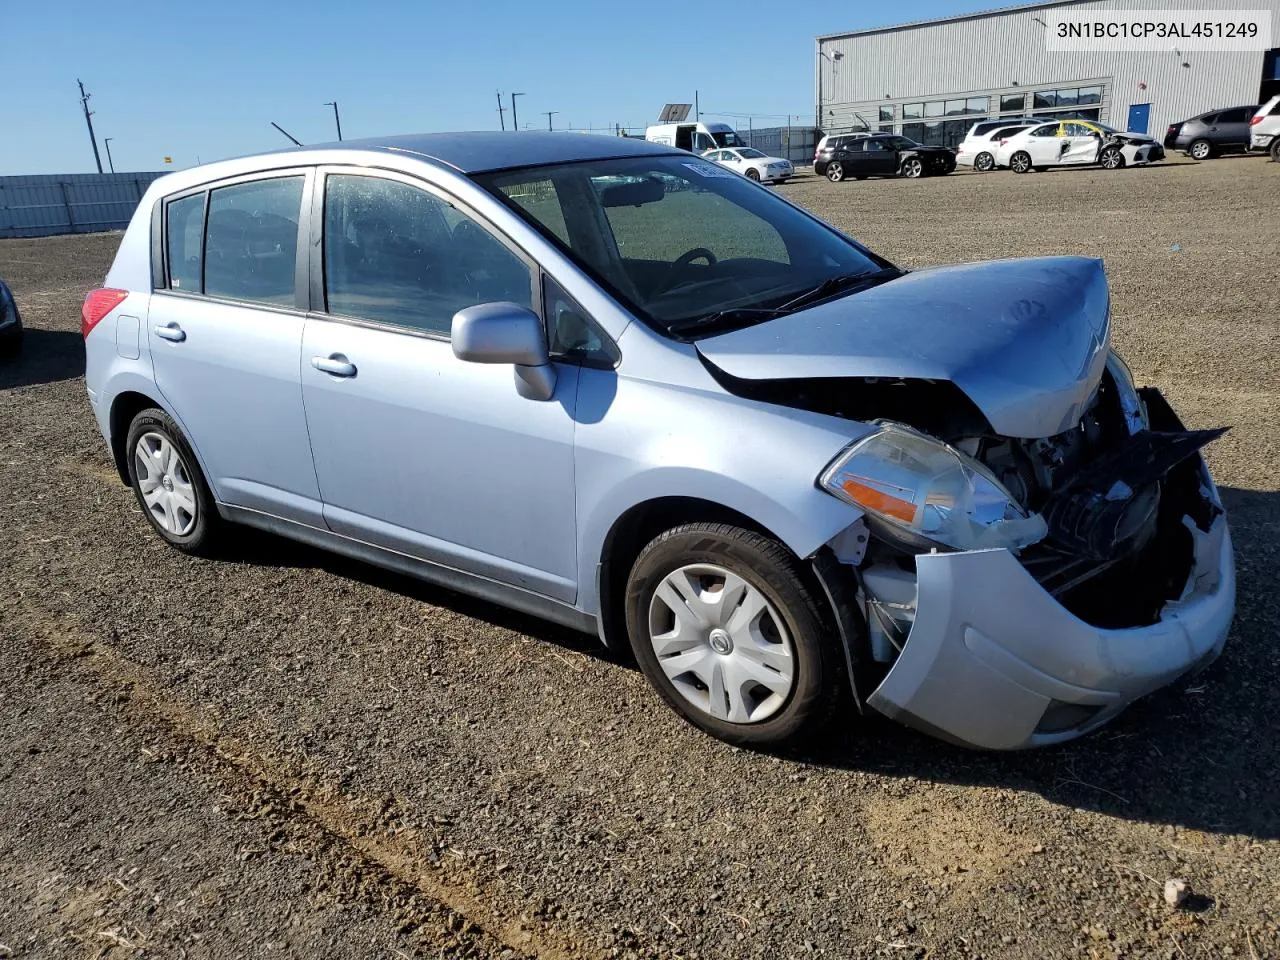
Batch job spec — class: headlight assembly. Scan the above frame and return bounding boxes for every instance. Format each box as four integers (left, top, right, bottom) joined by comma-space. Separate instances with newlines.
820, 423, 1047, 553
1106, 351, 1149, 435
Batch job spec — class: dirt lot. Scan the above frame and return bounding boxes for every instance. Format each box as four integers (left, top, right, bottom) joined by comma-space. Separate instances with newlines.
2, 155, 1278, 960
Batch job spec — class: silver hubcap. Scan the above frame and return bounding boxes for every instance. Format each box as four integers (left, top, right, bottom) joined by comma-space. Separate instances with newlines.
1192, 142, 1208, 158
1012, 153, 1029, 172
904, 160, 921, 177
828, 163, 842, 180
976, 154, 992, 170
135, 431, 197, 536
1103, 150, 1120, 168
648, 564, 795, 724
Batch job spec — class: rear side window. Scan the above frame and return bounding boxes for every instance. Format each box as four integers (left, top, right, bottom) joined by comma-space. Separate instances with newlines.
323, 174, 533, 335
1217, 108, 1250, 123
203, 177, 304, 305
166, 193, 205, 292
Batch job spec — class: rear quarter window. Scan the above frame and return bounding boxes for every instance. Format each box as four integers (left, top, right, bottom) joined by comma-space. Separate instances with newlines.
165, 193, 205, 292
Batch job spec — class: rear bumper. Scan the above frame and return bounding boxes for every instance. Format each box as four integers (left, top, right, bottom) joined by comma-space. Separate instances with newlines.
864, 459, 1234, 750
813, 160, 830, 175
1251, 133, 1276, 149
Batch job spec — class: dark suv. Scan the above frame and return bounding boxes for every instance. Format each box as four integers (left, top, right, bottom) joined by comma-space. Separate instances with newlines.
1165, 106, 1260, 159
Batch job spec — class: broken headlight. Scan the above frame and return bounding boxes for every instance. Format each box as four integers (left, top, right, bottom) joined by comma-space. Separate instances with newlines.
820, 423, 1048, 553
1106, 351, 1149, 435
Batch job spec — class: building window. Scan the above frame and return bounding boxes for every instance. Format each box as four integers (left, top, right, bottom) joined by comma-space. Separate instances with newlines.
879, 105, 894, 122
1000, 93, 1025, 113
902, 103, 922, 119
1078, 86, 1102, 105
944, 99, 966, 115
967, 97, 989, 114
924, 101, 944, 117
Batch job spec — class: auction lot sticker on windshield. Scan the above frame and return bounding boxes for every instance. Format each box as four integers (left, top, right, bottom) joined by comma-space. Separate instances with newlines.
683, 161, 737, 178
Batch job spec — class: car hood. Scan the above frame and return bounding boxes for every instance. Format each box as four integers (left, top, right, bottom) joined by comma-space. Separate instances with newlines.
695, 256, 1111, 439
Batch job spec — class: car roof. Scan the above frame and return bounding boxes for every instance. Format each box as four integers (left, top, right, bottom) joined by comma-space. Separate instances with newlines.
210, 132, 680, 178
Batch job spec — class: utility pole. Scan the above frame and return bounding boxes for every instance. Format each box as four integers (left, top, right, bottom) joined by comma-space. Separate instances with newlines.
695, 90, 700, 121
511, 92, 524, 131
324, 101, 343, 140
77, 79, 103, 173
103, 137, 115, 173
544, 110, 558, 131
496, 91, 506, 130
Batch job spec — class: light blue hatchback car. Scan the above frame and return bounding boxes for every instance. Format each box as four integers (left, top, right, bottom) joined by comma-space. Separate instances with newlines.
83, 133, 1234, 750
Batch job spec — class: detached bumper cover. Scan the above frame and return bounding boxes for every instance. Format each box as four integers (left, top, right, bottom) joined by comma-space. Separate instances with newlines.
866, 480, 1234, 749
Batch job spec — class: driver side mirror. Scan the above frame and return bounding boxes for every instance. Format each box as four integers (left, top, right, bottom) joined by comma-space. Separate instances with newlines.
451, 302, 557, 401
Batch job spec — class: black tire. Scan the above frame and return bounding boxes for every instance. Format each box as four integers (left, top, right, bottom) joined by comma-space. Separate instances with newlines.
1188, 138, 1213, 160
624, 523, 843, 748
974, 152, 994, 172
745, 168, 760, 182
1033, 166, 1048, 172
125, 407, 223, 555
826, 161, 845, 182
1270, 138, 1280, 163
1010, 151, 1032, 174
1100, 146, 1126, 170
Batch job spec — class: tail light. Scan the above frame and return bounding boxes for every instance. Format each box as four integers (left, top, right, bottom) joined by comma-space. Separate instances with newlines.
81, 288, 128, 338
1250, 115, 1264, 125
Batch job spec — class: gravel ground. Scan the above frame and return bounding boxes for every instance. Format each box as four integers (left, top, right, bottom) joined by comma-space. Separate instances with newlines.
2, 155, 1278, 960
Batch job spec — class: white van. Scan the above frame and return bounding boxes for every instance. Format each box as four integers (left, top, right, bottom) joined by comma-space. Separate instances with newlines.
644, 121, 746, 154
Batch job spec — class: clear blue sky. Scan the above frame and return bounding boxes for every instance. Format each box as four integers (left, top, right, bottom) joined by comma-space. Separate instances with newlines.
1, 0, 976, 175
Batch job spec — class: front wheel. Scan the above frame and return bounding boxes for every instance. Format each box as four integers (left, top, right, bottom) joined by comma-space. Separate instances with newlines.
1270, 139, 1280, 162
1010, 151, 1032, 174
1100, 146, 1125, 169
974, 151, 995, 172
745, 168, 760, 182
825, 161, 845, 182
900, 157, 924, 178
625, 523, 842, 747
125, 408, 223, 554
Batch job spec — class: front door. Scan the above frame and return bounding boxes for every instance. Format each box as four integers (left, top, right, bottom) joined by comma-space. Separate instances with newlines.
1126, 103, 1151, 134
148, 171, 323, 526
300, 169, 580, 602
1060, 122, 1102, 164
861, 139, 898, 175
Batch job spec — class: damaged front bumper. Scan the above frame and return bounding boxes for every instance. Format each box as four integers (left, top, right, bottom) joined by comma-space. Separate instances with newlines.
860, 460, 1234, 749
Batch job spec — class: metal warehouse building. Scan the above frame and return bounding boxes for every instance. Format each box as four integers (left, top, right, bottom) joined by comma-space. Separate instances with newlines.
816, 0, 1280, 148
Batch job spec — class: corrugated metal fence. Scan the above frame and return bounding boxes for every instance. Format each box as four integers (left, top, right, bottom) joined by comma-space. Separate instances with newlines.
741, 126, 819, 165
0, 172, 166, 239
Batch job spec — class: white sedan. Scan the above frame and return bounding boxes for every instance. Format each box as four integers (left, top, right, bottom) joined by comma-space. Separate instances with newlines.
994, 119, 1165, 172
704, 147, 794, 183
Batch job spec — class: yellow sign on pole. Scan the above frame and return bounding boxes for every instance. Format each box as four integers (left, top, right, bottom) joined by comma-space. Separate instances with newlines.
163, 156, 172, 164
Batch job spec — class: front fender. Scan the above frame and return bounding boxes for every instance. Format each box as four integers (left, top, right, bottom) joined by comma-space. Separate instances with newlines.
572, 364, 868, 617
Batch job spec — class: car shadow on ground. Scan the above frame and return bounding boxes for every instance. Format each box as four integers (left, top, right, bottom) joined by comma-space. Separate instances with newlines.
221, 484, 1278, 841
0, 328, 84, 389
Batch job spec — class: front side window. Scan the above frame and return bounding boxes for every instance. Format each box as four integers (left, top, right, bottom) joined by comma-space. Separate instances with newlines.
476, 155, 885, 338
865, 139, 887, 152
1030, 124, 1060, 138
166, 192, 205, 292
203, 177, 304, 305
323, 174, 532, 335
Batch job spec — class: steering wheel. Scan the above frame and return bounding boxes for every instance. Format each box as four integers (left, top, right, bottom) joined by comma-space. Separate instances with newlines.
673, 247, 718, 270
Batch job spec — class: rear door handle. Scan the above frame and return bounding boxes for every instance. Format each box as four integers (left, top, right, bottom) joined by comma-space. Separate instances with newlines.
311, 354, 357, 378
154, 322, 186, 343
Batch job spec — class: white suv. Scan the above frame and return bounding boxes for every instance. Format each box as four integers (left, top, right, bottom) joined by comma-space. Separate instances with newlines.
955, 120, 1037, 171
1249, 95, 1280, 161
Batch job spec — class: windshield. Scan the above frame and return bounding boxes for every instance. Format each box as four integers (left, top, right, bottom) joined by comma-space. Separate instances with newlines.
475, 154, 887, 338
712, 130, 746, 148
736, 147, 767, 159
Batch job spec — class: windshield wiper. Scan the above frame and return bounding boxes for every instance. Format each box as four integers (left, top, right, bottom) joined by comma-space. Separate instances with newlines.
666, 307, 786, 337
775, 267, 904, 313
664, 267, 905, 338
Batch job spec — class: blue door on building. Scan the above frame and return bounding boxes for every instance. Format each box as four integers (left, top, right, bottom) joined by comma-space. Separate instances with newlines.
1127, 103, 1151, 134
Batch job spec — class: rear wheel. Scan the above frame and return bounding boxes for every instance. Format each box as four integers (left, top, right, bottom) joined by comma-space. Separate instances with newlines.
1100, 146, 1126, 169
826, 161, 845, 182
974, 151, 995, 172
1188, 138, 1213, 160
745, 168, 760, 182
1270, 138, 1280, 162
125, 408, 222, 555
625, 523, 842, 748
1010, 151, 1032, 174
900, 157, 924, 178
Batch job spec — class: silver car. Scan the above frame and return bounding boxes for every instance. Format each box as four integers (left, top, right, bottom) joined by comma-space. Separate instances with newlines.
82, 133, 1234, 750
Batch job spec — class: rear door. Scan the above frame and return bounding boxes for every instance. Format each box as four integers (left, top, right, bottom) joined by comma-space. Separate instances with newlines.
148, 170, 322, 526
1025, 124, 1066, 165
1212, 107, 1253, 146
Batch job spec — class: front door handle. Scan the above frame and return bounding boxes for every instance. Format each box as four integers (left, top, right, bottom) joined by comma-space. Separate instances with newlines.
311, 354, 357, 378
154, 322, 186, 343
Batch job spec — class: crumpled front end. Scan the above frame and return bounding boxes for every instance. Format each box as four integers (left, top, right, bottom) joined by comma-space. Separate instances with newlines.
850, 389, 1234, 749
